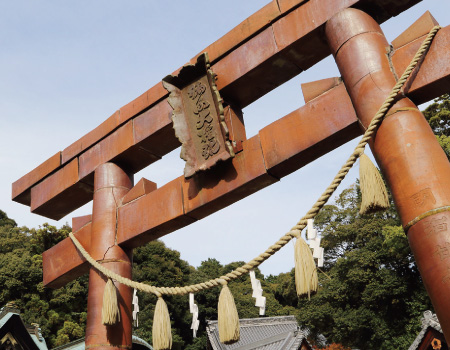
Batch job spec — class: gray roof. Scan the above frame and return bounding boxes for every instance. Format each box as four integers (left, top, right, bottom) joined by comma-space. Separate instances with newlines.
408, 311, 442, 350
0, 305, 48, 350
27, 326, 48, 350
52, 338, 86, 350
51, 336, 153, 350
206, 316, 309, 350
0, 303, 152, 350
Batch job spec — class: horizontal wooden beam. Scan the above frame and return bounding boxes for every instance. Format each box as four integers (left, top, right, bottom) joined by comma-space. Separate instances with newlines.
13, 0, 424, 219
43, 220, 91, 288
391, 24, 450, 104
11, 152, 61, 205
260, 83, 359, 179
43, 81, 360, 286
117, 83, 361, 249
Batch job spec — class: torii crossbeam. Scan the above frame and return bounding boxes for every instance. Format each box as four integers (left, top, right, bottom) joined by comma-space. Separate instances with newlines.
12, 0, 450, 348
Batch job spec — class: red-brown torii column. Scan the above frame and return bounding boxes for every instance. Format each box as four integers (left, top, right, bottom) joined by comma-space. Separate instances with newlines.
325, 9, 450, 341
85, 163, 133, 350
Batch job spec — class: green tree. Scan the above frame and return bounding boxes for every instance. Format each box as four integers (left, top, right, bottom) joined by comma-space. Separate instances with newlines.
0, 210, 17, 227
183, 259, 299, 349
436, 134, 450, 160
0, 214, 88, 348
54, 321, 85, 346
222, 262, 298, 320
423, 94, 450, 159
423, 94, 450, 136
295, 185, 432, 350
266, 270, 298, 308
132, 240, 192, 348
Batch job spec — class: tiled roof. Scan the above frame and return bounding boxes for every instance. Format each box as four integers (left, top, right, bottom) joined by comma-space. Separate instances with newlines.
51, 338, 86, 350
408, 311, 442, 350
0, 307, 48, 350
51, 336, 153, 350
131, 335, 153, 350
0, 304, 151, 350
206, 316, 308, 350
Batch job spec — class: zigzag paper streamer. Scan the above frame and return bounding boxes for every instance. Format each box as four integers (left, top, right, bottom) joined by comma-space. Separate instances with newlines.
189, 293, 200, 337
132, 289, 139, 327
307, 219, 324, 267
249, 270, 266, 315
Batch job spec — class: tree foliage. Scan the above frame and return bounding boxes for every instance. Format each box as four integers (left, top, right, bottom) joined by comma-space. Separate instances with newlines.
423, 94, 450, 136
423, 94, 450, 160
132, 240, 192, 347
0, 214, 88, 347
295, 185, 432, 350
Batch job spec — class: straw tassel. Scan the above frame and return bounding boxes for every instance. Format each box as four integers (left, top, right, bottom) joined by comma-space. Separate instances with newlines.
294, 236, 318, 299
153, 296, 172, 350
218, 283, 240, 344
102, 278, 121, 326
359, 153, 389, 214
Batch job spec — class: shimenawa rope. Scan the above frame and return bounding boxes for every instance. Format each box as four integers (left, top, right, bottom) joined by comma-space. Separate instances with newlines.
69, 25, 441, 297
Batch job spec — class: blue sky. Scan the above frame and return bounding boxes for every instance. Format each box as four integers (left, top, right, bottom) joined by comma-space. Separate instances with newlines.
1, 0, 448, 276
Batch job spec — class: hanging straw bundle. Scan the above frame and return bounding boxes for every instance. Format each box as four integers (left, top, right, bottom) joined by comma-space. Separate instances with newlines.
218, 283, 240, 344
359, 153, 389, 214
102, 278, 121, 326
153, 297, 172, 350
294, 236, 318, 299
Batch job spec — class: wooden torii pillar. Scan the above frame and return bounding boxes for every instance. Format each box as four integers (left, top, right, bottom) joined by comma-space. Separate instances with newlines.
11, 0, 450, 348
325, 8, 450, 340
85, 163, 134, 349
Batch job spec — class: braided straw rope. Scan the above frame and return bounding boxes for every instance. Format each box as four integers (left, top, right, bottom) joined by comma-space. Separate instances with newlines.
69, 26, 441, 297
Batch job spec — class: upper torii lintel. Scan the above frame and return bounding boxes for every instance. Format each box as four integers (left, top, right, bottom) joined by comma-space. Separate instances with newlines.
11, 0, 439, 222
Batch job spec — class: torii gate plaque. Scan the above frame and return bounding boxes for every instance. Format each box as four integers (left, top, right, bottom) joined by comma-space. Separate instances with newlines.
162, 53, 235, 178
12, 0, 450, 348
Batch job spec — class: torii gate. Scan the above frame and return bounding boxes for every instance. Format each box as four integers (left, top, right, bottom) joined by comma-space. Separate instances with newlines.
12, 0, 450, 348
